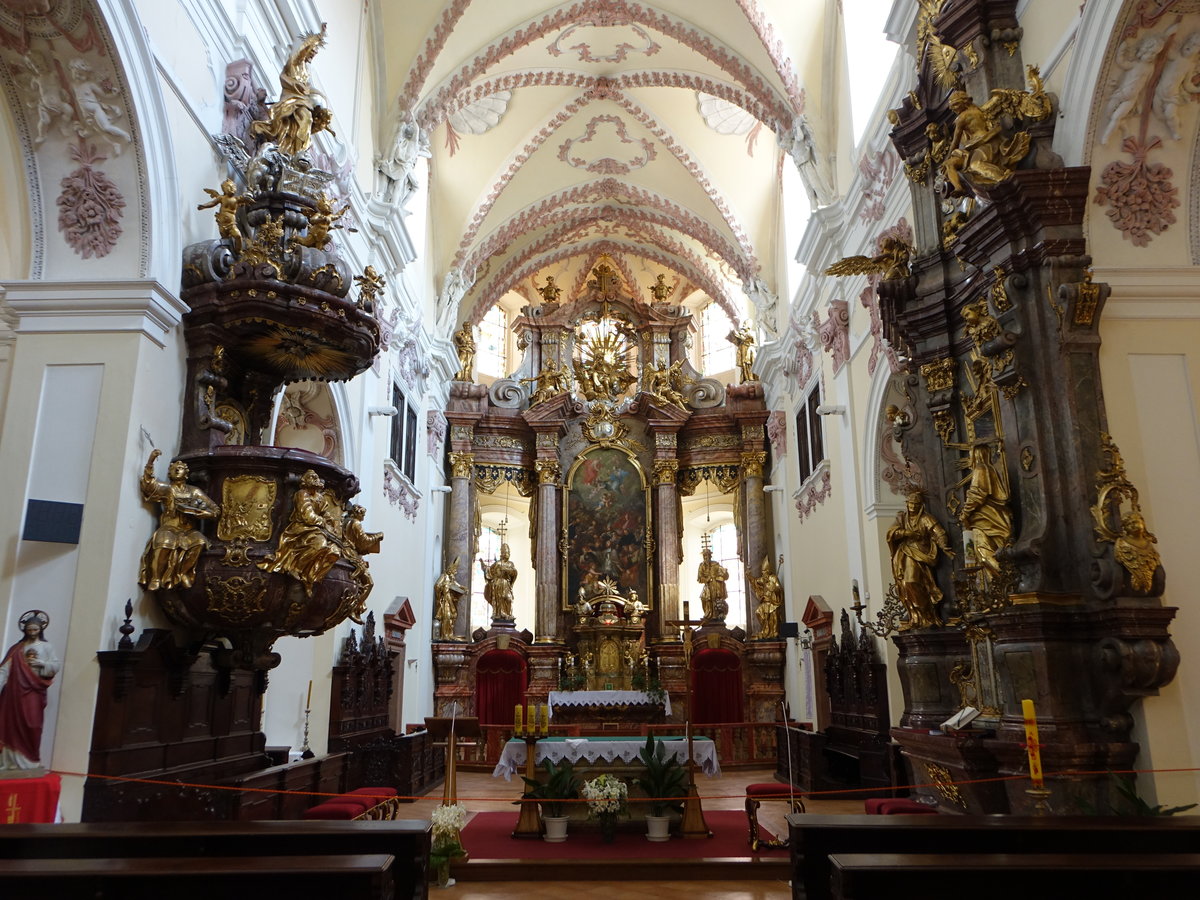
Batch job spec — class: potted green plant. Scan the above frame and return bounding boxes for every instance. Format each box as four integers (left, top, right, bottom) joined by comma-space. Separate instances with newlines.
522, 759, 580, 842
634, 734, 688, 841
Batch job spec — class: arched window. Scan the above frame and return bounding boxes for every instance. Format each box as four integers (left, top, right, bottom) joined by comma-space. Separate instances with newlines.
472, 526, 503, 632
476, 305, 508, 378
707, 522, 746, 631
701, 302, 735, 375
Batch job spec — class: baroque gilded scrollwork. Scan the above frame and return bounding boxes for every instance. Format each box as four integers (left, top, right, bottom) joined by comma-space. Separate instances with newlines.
678, 465, 741, 495
473, 464, 535, 497
449, 452, 474, 479
206, 575, 268, 625
535, 459, 562, 485
651, 458, 679, 486
1091, 433, 1161, 594
824, 235, 912, 281
740, 451, 767, 479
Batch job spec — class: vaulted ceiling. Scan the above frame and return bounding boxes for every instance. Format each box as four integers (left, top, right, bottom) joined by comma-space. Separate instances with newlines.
377, 0, 848, 329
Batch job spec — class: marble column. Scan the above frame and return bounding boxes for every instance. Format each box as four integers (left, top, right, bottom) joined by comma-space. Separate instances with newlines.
533, 459, 562, 643
741, 450, 768, 633
652, 457, 681, 640
447, 451, 475, 640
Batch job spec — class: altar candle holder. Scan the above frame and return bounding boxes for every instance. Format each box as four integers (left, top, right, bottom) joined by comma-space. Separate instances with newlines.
512, 720, 544, 838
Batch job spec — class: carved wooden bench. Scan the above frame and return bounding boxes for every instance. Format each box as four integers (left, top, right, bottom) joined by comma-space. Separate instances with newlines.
0, 853, 395, 900
829, 852, 1200, 899
0, 819, 430, 900
788, 813, 1200, 900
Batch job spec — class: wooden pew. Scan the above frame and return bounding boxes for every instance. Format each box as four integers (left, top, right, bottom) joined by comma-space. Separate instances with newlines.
0, 819, 430, 900
788, 813, 1200, 900
829, 852, 1200, 899
0, 853, 395, 900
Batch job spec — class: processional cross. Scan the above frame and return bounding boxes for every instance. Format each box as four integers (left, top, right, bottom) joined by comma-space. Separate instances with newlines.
665, 600, 712, 839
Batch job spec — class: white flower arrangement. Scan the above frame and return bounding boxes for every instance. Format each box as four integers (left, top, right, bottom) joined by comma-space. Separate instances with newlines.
431, 802, 467, 837
582, 774, 628, 816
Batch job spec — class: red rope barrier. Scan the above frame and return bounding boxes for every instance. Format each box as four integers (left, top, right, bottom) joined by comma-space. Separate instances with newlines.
47, 765, 1200, 806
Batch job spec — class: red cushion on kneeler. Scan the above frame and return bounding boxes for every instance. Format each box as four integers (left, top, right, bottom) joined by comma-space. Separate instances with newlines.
879, 798, 939, 815
864, 798, 888, 814
746, 783, 796, 799
302, 801, 368, 820
346, 787, 398, 799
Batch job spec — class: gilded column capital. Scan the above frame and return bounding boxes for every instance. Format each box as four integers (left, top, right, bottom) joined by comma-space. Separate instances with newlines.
919, 357, 955, 393
652, 458, 680, 485
740, 451, 767, 478
449, 452, 474, 479
535, 459, 561, 485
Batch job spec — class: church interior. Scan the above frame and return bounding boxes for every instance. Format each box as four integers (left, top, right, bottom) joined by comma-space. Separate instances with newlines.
1, 0, 1199, 894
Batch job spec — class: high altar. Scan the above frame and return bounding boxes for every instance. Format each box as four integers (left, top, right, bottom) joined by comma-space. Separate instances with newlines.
431, 261, 785, 732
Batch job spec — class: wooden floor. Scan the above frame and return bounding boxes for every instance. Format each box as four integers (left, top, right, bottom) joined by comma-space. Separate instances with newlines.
407, 768, 862, 895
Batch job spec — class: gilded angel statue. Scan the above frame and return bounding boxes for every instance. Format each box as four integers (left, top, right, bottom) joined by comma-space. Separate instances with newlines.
824, 235, 912, 281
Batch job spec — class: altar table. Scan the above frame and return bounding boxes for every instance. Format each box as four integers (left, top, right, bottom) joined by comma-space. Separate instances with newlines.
548, 689, 672, 717
492, 735, 720, 780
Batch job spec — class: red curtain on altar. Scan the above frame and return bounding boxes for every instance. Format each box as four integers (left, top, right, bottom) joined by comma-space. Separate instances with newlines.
691, 648, 743, 724
475, 649, 528, 725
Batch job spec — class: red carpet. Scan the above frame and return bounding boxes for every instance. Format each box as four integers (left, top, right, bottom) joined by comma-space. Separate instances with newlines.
460, 810, 786, 859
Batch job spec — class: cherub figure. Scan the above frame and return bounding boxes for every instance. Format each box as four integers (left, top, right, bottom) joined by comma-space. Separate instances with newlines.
67, 58, 132, 155
537, 276, 562, 304
197, 179, 246, 252
1153, 29, 1200, 141
649, 273, 675, 303
1101, 33, 1167, 145
14, 51, 73, 147
1114, 510, 1160, 593
353, 265, 385, 313
294, 193, 349, 249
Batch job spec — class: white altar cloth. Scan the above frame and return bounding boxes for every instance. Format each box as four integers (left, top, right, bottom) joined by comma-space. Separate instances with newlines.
492, 736, 720, 780
547, 689, 672, 717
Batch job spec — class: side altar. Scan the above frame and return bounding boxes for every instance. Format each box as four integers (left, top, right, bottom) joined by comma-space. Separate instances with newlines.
430, 260, 787, 744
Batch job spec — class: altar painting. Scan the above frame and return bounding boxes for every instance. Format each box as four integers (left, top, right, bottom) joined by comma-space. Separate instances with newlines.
563, 447, 650, 609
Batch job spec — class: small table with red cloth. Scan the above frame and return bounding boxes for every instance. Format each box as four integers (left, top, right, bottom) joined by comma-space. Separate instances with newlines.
1, 772, 61, 823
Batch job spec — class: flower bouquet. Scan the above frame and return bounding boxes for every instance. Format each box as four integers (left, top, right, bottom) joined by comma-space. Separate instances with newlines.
582, 773, 628, 842
430, 802, 468, 887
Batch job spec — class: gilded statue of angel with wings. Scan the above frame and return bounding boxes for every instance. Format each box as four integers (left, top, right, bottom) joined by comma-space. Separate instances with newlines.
824, 235, 912, 281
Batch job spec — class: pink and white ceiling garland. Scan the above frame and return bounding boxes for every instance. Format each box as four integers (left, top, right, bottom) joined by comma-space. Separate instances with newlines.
396, 0, 473, 113
415, 1, 792, 133
450, 88, 758, 277
465, 186, 751, 282
447, 70, 786, 135
733, 0, 805, 115
556, 113, 657, 173
547, 19, 661, 62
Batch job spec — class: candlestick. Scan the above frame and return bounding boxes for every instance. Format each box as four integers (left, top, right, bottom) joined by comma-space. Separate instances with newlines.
1021, 698, 1044, 789
515, 703, 523, 733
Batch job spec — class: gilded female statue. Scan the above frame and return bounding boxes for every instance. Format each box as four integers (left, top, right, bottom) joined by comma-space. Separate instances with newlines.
886, 491, 954, 628
434, 557, 465, 641
250, 24, 333, 157
0, 610, 61, 771
138, 450, 220, 592
480, 543, 517, 620
729, 324, 759, 383
751, 557, 782, 639
259, 469, 343, 594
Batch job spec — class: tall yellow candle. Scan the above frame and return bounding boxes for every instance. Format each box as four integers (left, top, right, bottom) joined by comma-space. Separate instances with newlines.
540, 703, 549, 735
514, 703, 523, 733
1021, 698, 1044, 789
527, 704, 535, 733
306, 680, 312, 709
